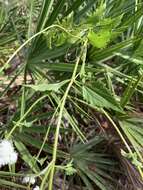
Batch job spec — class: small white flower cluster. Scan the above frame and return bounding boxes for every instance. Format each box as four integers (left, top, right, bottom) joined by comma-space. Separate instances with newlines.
22, 176, 40, 190
22, 176, 36, 184
0, 140, 18, 167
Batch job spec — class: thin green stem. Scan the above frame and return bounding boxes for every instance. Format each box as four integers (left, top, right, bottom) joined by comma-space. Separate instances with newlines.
40, 161, 54, 190
0, 24, 82, 74
102, 109, 143, 178
6, 94, 47, 139
35, 97, 60, 162
102, 109, 133, 155
48, 51, 83, 190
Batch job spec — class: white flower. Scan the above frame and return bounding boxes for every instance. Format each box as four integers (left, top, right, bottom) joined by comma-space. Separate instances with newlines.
33, 185, 40, 190
0, 140, 18, 167
2, 0, 9, 6
6, 1, 9, 5
22, 176, 35, 184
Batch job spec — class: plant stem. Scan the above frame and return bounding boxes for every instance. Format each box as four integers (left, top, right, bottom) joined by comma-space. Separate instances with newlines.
102, 110, 143, 178
102, 109, 133, 155
0, 24, 82, 74
6, 94, 47, 139
48, 52, 82, 190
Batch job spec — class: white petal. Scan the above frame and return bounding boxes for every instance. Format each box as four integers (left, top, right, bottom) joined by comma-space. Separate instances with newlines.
33, 186, 40, 190
22, 176, 36, 184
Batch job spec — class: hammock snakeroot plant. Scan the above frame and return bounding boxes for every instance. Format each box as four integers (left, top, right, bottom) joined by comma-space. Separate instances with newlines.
0, 0, 143, 190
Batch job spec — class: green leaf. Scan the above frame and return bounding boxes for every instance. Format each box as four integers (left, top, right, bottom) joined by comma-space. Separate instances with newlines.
14, 140, 40, 173
71, 137, 116, 190
87, 3, 106, 24
65, 162, 77, 176
79, 170, 94, 190
25, 80, 68, 92
64, 0, 83, 17
28, 43, 70, 65
36, 0, 54, 32
0, 33, 16, 46
17, 133, 68, 159
46, 0, 66, 26
120, 120, 143, 148
82, 81, 122, 112
88, 30, 112, 49
90, 37, 139, 61
32, 62, 97, 73
0, 179, 27, 189
75, 0, 95, 21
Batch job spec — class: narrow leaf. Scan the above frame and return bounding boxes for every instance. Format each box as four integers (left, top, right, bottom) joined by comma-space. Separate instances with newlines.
82, 82, 122, 112
25, 80, 68, 92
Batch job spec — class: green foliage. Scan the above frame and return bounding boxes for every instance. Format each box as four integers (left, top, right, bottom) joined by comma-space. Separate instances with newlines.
0, 0, 143, 189
71, 136, 117, 190
82, 81, 122, 111
64, 162, 77, 176
14, 140, 40, 173
88, 30, 112, 49
25, 80, 69, 92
